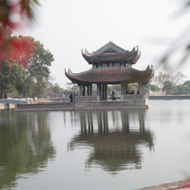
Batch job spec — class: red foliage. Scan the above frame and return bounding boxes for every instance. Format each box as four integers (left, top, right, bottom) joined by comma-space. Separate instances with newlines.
183, 180, 190, 188
0, 0, 38, 72
9, 37, 36, 67
0, 27, 36, 72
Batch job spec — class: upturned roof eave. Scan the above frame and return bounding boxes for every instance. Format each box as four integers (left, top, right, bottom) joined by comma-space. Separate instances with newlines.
65, 67, 154, 84
81, 43, 140, 64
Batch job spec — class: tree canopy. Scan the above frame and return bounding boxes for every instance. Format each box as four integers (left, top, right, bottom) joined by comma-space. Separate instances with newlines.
0, 27, 54, 99
150, 72, 189, 95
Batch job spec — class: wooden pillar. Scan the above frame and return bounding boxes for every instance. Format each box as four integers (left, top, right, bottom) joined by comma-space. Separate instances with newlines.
82, 85, 86, 96
142, 84, 145, 95
79, 85, 82, 96
99, 84, 101, 101
101, 84, 104, 101
121, 82, 124, 100
121, 81, 129, 95
139, 83, 144, 95
104, 84, 107, 100
97, 84, 100, 101
89, 84, 92, 96
99, 84, 102, 100
121, 82, 124, 95
102, 84, 104, 100
87, 85, 90, 96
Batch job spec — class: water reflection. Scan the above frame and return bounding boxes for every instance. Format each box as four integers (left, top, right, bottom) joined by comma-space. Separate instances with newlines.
0, 111, 55, 189
69, 110, 154, 174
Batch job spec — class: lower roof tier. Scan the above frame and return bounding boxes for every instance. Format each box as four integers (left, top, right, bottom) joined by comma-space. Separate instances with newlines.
65, 66, 154, 85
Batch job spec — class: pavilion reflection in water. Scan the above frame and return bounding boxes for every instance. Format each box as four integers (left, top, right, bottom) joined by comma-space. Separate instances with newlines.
68, 110, 154, 173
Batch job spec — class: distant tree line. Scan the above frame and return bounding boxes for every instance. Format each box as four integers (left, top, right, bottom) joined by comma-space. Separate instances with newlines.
149, 72, 190, 95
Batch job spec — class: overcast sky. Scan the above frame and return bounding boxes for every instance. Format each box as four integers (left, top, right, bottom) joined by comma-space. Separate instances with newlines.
14, 0, 190, 87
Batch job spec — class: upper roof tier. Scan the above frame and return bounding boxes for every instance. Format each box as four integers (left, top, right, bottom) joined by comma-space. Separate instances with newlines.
82, 42, 141, 65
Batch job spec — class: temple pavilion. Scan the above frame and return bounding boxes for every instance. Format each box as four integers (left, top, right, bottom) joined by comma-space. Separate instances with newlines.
65, 42, 154, 104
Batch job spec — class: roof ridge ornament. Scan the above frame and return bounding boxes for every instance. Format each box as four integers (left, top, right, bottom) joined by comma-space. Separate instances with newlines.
67, 68, 72, 74
91, 41, 127, 55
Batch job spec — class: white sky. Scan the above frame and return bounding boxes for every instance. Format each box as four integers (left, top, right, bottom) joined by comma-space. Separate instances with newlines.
14, 0, 190, 87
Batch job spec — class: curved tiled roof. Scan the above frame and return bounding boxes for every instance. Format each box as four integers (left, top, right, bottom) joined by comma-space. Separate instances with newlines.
82, 42, 141, 64
65, 66, 154, 85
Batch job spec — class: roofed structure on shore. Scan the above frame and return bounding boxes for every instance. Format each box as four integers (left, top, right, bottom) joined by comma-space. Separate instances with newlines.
65, 42, 154, 101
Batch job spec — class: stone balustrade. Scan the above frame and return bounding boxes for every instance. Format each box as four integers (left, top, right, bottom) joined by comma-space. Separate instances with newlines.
121, 94, 146, 100
75, 96, 97, 102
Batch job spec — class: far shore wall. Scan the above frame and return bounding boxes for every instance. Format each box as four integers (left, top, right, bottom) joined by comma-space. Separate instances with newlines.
149, 95, 190, 100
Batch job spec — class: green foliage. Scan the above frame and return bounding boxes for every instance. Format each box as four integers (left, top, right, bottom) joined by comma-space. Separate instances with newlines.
181, 80, 190, 94
52, 84, 63, 94
10, 63, 26, 94
152, 72, 170, 88
107, 84, 121, 94
0, 62, 11, 98
44, 82, 64, 98
66, 82, 79, 92
0, 36, 54, 99
107, 85, 113, 95
152, 72, 186, 95
163, 80, 172, 94
149, 84, 159, 92
0, 61, 26, 98
183, 80, 190, 86
26, 41, 54, 98
128, 83, 138, 91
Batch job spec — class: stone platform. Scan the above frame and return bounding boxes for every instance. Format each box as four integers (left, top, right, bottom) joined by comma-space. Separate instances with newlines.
14, 95, 150, 111
16, 100, 148, 111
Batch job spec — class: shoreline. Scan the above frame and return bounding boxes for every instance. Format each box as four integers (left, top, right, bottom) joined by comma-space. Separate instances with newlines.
0, 96, 190, 111
136, 179, 190, 190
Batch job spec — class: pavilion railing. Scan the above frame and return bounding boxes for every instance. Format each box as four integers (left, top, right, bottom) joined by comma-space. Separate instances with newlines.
74, 94, 147, 103
75, 96, 97, 102
121, 94, 146, 100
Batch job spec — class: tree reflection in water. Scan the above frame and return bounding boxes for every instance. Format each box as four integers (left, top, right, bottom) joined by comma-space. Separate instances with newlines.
0, 111, 55, 189
69, 110, 154, 174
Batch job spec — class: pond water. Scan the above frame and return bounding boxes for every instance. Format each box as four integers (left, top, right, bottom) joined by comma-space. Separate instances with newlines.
0, 100, 190, 190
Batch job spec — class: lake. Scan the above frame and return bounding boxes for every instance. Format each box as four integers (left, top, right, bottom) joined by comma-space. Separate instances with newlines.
0, 100, 190, 190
